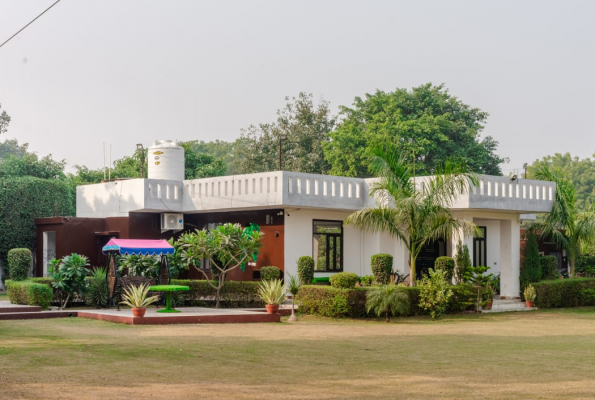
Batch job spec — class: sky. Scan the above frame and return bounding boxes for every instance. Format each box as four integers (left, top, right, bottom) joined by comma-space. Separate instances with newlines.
0, 0, 593, 175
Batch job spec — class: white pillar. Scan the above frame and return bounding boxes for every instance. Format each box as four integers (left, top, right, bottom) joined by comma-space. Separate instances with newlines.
499, 218, 521, 299
451, 214, 474, 266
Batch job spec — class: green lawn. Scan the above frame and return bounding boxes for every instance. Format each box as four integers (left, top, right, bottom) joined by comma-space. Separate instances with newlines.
1, 309, 595, 399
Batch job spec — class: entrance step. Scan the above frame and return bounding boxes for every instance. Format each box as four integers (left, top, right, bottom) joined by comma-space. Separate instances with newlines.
482, 299, 537, 313
0, 301, 42, 313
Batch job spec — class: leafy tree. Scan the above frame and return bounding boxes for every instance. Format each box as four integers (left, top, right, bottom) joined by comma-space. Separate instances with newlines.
50, 253, 90, 310
176, 223, 263, 308
187, 140, 236, 174
233, 92, 336, 174
325, 83, 507, 178
526, 166, 595, 278
0, 153, 66, 180
520, 232, 542, 287
0, 139, 29, 159
529, 152, 595, 211
418, 268, 453, 320
345, 145, 477, 285
366, 284, 410, 322
179, 142, 226, 179
0, 104, 10, 136
465, 265, 494, 312
454, 240, 472, 284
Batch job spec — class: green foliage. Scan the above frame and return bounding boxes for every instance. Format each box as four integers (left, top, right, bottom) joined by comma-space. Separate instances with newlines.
325, 83, 505, 178
358, 275, 375, 287
365, 284, 410, 322
0, 153, 66, 180
541, 256, 559, 280
521, 233, 542, 287
533, 278, 595, 308
370, 253, 393, 284
576, 255, 595, 277
454, 240, 472, 284
297, 256, 315, 285
171, 279, 264, 308
287, 274, 300, 297
434, 256, 455, 282
345, 144, 477, 284
329, 272, 360, 289
6, 280, 52, 310
0, 138, 28, 159
0, 177, 74, 264
50, 253, 90, 309
523, 284, 536, 301
260, 266, 281, 281
176, 223, 264, 308
119, 283, 160, 309
256, 279, 286, 305
186, 140, 236, 174
0, 103, 10, 136
7, 248, 32, 281
465, 265, 494, 311
86, 267, 109, 308
234, 92, 336, 174
418, 269, 454, 320
179, 142, 227, 179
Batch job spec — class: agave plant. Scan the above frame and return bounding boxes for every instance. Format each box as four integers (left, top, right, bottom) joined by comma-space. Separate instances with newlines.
257, 279, 286, 305
120, 283, 160, 309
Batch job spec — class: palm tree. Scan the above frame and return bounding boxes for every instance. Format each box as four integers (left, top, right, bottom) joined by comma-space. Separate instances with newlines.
527, 166, 595, 278
345, 146, 478, 285
287, 274, 300, 322
365, 284, 411, 322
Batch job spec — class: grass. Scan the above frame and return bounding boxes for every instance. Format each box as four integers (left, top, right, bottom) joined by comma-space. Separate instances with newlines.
1, 308, 595, 399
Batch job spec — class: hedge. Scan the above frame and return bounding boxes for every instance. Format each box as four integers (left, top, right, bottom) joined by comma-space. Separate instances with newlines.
260, 266, 281, 281
371, 253, 393, 284
297, 284, 475, 318
329, 272, 359, 289
541, 256, 559, 280
533, 278, 595, 308
0, 176, 74, 266
171, 279, 264, 308
8, 248, 32, 281
297, 256, 315, 285
6, 280, 52, 310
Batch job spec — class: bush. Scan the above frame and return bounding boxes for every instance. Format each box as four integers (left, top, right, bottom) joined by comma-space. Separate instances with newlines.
541, 256, 559, 280
6, 279, 52, 310
370, 253, 393, 284
171, 279, 264, 308
329, 272, 359, 289
521, 233, 542, 286
260, 266, 281, 281
297, 256, 315, 285
434, 257, 455, 282
86, 267, 109, 308
418, 269, 454, 320
533, 278, 595, 308
454, 240, 472, 284
8, 248, 32, 281
577, 255, 595, 277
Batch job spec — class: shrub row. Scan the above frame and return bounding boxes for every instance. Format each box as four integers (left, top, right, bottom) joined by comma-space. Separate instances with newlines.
533, 278, 595, 308
260, 266, 281, 281
171, 279, 264, 308
6, 280, 52, 310
297, 284, 476, 318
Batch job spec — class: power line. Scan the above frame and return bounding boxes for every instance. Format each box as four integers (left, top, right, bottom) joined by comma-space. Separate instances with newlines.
0, 0, 61, 49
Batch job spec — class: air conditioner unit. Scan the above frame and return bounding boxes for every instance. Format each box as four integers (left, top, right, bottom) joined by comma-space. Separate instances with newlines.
161, 213, 184, 232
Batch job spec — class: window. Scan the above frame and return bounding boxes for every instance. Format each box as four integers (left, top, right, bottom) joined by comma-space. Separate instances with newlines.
313, 220, 343, 272
473, 226, 487, 267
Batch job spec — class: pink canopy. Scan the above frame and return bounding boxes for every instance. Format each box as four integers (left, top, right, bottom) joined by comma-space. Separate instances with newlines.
102, 239, 174, 256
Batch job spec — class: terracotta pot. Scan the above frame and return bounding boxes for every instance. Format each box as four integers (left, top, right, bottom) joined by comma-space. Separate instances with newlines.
132, 307, 146, 317
265, 304, 279, 314
485, 299, 493, 310
525, 300, 534, 308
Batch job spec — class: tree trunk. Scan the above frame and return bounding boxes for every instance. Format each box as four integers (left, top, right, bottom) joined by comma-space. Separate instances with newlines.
570, 256, 576, 279
410, 253, 417, 287
60, 293, 70, 311
385, 309, 390, 323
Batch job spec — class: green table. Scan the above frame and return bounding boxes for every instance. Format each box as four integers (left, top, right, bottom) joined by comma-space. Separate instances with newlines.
149, 285, 189, 313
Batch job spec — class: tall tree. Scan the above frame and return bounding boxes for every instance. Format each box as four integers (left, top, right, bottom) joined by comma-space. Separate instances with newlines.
345, 145, 477, 285
325, 83, 507, 178
526, 166, 595, 278
187, 140, 236, 174
529, 152, 595, 211
233, 92, 336, 174
0, 104, 10, 136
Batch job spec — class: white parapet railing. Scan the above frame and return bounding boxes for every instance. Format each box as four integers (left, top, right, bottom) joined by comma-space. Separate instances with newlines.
454, 175, 556, 213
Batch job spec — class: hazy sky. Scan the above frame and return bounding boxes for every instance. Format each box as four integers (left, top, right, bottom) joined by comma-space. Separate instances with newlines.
0, 1, 593, 175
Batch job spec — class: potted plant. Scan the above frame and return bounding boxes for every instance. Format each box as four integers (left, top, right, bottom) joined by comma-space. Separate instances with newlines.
484, 283, 495, 310
524, 284, 536, 308
257, 279, 286, 314
120, 283, 160, 317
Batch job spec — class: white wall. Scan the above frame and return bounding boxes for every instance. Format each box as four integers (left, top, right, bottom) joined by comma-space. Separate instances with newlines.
284, 209, 405, 280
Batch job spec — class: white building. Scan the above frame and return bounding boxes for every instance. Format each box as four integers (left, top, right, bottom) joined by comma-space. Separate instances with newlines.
75, 170, 555, 299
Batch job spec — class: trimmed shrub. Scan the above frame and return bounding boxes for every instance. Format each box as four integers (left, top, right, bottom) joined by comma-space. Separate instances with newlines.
541, 256, 559, 280
171, 279, 264, 308
434, 257, 455, 282
6, 280, 52, 310
260, 266, 281, 281
533, 278, 595, 308
8, 248, 32, 281
371, 253, 393, 284
454, 240, 472, 284
329, 272, 359, 289
297, 256, 315, 285
521, 233, 542, 287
